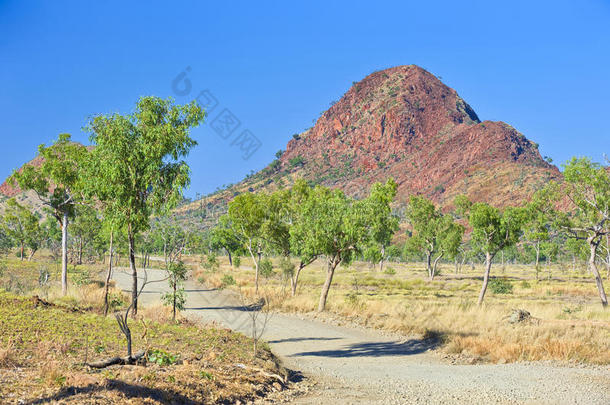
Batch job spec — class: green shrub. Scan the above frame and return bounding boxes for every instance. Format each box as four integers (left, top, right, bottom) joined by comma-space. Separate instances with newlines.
202, 253, 219, 271
279, 257, 295, 278
384, 266, 396, 275
148, 349, 179, 366
519, 280, 531, 289
289, 156, 305, 167
259, 258, 274, 278
344, 292, 365, 309
233, 256, 241, 268
489, 278, 513, 294
220, 274, 236, 288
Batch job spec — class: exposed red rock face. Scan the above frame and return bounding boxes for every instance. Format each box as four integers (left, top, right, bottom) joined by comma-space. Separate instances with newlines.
279, 65, 560, 207
0, 155, 45, 197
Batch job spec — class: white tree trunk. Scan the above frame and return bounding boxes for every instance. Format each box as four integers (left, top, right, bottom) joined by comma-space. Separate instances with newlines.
478, 252, 494, 305
61, 212, 69, 295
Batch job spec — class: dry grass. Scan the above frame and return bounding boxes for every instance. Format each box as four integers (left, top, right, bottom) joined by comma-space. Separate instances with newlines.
0, 279, 285, 404
200, 256, 610, 364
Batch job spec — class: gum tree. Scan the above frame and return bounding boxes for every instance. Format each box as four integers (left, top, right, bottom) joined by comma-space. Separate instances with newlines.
556, 157, 609, 306
365, 179, 400, 272
87, 96, 203, 315
405, 196, 464, 280
227, 192, 265, 293
10, 134, 88, 294
455, 195, 526, 305
1, 198, 41, 261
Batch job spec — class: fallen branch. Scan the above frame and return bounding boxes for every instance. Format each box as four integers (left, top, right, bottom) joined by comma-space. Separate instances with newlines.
234, 363, 286, 385
87, 350, 146, 369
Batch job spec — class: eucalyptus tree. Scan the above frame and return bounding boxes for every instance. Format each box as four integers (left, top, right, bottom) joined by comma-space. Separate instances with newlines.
208, 215, 242, 266
286, 179, 319, 296
554, 157, 609, 306
227, 192, 266, 293
70, 205, 102, 264
1, 198, 41, 261
455, 195, 526, 305
365, 179, 399, 272
87, 96, 203, 315
10, 134, 88, 294
405, 196, 464, 280
524, 188, 556, 279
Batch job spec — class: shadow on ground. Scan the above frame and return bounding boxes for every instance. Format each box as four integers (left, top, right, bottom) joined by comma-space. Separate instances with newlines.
290, 338, 440, 358
24, 379, 198, 405
268, 337, 343, 344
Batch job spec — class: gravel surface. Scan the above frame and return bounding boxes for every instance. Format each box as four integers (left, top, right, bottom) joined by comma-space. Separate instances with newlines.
113, 268, 610, 404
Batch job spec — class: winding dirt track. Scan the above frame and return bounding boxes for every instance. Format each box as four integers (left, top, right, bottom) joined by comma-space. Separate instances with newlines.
112, 268, 610, 404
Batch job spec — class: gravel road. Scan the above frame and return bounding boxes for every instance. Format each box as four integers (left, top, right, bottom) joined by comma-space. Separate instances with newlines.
112, 268, 610, 404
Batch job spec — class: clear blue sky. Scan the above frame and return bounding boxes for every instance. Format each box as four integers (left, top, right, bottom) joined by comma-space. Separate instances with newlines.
1, 0, 609, 198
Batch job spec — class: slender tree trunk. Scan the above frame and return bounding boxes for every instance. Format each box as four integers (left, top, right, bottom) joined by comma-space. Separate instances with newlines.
78, 238, 83, 265
425, 251, 432, 279
606, 234, 610, 280
588, 238, 608, 307
478, 251, 494, 305
103, 230, 114, 316
431, 252, 443, 280
291, 262, 305, 297
20, 243, 24, 261
227, 249, 233, 267
379, 245, 385, 273
535, 241, 540, 280
173, 281, 177, 320
246, 239, 260, 294
61, 212, 69, 296
318, 258, 339, 312
128, 229, 138, 317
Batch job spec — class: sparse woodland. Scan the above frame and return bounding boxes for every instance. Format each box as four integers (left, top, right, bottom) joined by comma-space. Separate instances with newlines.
0, 96, 609, 403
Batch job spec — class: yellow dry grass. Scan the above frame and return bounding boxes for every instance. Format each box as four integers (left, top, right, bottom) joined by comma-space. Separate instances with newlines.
200, 256, 610, 364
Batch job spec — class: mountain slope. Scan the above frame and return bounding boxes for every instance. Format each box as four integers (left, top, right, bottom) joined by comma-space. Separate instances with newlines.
176, 65, 560, 227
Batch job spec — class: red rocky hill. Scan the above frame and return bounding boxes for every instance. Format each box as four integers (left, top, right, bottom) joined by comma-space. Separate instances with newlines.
177, 65, 560, 226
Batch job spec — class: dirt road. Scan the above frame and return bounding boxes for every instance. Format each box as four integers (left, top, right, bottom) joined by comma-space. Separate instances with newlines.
112, 268, 609, 404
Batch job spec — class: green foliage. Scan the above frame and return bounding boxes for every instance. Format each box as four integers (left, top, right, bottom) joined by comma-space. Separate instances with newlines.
233, 256, 241, 268
209, 216, 241, 259
384, 266, 396, 275
520, 280, 532, 289
405, 195, 464, 277
10, 134, 88, 222
86, 96, 203, 239
344, 292, 365, 309
489, 278, 513, 294
220, 274, 236, 288
147, 349, 179, 366
1, 198, 41, 260
279, 256, 295, 278
162, 288, 186, 312
259, 258, 274, 278
289, 156, 305, 167
459, 198, 526, 256
202, 253, 219, 271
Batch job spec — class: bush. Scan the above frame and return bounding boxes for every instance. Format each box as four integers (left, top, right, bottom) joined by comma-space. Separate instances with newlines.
220, 274, 236, 288
233, 256, 241, 268
259, 258, 274, 278
344, 292, 365, 310
384, 266, 396, 275
202, 253, 219, 271
520, 280, 531, 289
279, 257, 295, 278
147, 349, 179, 366
489, 278, 513, 294
289, 156, 305, 167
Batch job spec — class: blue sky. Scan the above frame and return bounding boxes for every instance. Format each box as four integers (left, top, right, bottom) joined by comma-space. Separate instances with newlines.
1, 0, 609, 198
